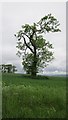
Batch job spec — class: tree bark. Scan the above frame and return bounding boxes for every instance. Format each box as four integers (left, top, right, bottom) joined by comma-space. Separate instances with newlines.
31, 46, 37, 77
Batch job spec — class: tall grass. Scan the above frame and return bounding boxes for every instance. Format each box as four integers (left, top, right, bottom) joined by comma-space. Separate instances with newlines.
0, 73, 2, 120
2, 73, 66, 118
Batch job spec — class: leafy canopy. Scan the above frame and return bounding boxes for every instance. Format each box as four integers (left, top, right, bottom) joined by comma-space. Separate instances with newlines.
15, 14, 61, 75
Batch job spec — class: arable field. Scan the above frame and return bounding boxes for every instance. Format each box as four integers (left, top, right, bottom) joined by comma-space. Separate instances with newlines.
2, 73, 66, 118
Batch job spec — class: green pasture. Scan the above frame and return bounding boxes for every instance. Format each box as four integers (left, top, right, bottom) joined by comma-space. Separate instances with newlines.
2, 73, 66, 118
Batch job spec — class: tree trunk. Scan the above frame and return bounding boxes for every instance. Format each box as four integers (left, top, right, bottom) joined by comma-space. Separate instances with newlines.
31, 46, 37, 77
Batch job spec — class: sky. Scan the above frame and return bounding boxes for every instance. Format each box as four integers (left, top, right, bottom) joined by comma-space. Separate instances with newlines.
1, 2, 66, 75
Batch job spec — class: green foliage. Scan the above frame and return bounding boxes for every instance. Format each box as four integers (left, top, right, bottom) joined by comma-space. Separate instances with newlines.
36, 36, 45, 48
22, 54, 34, 74
2, 73, 66, 118
0, 64, 17, 73
15, 14, 61, 76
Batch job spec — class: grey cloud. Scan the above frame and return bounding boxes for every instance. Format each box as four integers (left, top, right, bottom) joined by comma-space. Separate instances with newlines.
45, 66, 66, 72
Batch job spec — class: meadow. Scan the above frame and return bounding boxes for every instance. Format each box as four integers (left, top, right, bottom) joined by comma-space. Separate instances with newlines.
2, 73, 66, 118
0, 73, 2, 120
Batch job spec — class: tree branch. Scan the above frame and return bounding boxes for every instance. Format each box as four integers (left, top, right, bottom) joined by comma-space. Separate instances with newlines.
22, 36, 34, 54
22, 32, 36, 48
29, 31, 36, 48
22, 32, 30, 39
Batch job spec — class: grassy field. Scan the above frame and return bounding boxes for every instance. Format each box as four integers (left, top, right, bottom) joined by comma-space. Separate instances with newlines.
0, 73, 2, 120
2, 73, 66, 118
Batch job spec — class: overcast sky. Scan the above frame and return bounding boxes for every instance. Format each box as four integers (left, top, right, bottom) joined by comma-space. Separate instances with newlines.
1, 2, 66, 75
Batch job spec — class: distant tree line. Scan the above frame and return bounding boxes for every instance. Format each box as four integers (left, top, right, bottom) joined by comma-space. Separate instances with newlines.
0, 64, 17, 73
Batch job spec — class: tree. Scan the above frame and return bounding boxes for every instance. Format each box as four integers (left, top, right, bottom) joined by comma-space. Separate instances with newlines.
5, 64, 13, 73
15, 14, 61, 76
0, 64, 6, 73
12, 65, 17, 73
0, 64, 17, 73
